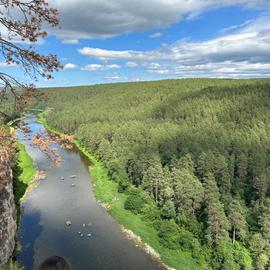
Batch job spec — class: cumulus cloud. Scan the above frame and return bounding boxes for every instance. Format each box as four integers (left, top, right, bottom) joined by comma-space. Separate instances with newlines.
148, 62, 270, 78
64, 63, 77, 69
125, 61, 138, 68
62, 39, 79, 44
78, 17, 270, 65
49, 0, 270, 41
78, 47, 164, 61
149, 32, 162, 39
82, 64, 121, 71
104, 74, 121, 80
78, 16, 270, 78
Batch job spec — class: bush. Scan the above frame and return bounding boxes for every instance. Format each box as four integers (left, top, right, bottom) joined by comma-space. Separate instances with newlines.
155, 220, 180, 249
177, 228, 207, 263
233, 242, 253, 270
124, 189, 145, 214
118, 175, 130, 193
176, 212, 203, 238
141, 200, 161, 222
160, 200, 176, 220
215, 239, 240, 270
107, 159, 122, 180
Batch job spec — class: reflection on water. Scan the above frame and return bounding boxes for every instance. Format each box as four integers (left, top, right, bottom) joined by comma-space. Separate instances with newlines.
17, 205, 42, 270
16, 114, 163, 270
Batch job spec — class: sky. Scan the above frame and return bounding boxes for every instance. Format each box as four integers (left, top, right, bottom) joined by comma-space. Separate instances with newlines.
1, 0, 270, 87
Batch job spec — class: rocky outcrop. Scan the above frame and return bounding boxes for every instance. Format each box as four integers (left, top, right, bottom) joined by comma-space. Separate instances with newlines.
0, 150, 17, 265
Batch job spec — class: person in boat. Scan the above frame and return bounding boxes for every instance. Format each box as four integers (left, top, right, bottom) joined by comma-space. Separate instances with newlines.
38, 256, 71, 270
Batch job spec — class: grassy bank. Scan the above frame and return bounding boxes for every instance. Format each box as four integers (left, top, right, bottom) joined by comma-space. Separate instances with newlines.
13, 143, 37, 203
0, 261, 23, 270
10, 132, 37, 270
38, 112, 206, 270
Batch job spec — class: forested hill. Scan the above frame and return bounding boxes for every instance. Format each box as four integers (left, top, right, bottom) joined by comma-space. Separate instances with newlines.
42, 78, 270, 269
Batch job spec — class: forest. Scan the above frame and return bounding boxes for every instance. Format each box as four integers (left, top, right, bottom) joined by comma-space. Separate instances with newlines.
36, 78, 270, 269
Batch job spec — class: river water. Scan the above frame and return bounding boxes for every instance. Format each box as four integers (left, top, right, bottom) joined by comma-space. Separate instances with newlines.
16, 114, 163, 270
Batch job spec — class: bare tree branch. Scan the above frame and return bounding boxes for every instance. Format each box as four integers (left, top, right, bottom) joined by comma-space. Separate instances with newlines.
0, 0, 61, 122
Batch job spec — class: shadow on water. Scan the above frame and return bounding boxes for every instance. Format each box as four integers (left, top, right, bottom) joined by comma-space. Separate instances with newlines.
17, 209, 43, 270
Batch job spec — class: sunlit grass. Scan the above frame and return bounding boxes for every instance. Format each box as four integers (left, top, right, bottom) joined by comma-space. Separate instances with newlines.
13, 143, 36, 204
17, 144, 36, 185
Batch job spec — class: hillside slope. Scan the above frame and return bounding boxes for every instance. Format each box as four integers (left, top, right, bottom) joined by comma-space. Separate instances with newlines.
42, 78, 270, 270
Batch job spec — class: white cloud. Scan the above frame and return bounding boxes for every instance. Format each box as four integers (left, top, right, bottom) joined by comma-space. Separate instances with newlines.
78, 16, 270, 78
62, 39, 79, 44
149, 32, 162, 39
147, 63, 162, 69
64, 63, 77, 70
82, 63, 121, 71
125, 61, 138, 68
78, 47, 164, 61
104, 75, 121, 80
148, 62, 270, 78
49, 0, 270, 41
106, 64, 121, 69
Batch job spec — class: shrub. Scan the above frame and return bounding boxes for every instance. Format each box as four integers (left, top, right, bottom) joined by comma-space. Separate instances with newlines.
118, 174, 130, 193
178, 228, 203, 260
141, 200, 161, 222
233, 242, 253, 270
176, 212, 203, 238
124, 189, 145, 214
160, 200, 176, 220
156, 220, 180, 249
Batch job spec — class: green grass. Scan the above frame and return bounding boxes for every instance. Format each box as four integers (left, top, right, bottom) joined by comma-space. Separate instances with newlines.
17, 144, 36, 184
0, 261, 23, 270
39, 112, 208, 270
13, 143, 36, 203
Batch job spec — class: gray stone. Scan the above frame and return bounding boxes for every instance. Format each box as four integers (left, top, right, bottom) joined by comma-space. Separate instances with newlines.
0, 151, 17, 265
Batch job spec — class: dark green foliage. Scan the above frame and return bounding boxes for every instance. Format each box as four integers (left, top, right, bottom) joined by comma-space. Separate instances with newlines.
118, 175, 129, 193
176, 211, 203, 238
40, 78, 270, 269
178, 228, 203, 260
155, 220, 180, 249
160, 200, 176, 220
141, 200, 161, 222
228, 199, 247, 243
124, 189, 145, 214
215, 239, 239, 270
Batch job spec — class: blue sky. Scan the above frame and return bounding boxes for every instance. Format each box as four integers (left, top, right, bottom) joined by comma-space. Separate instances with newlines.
1, 0, 270, 87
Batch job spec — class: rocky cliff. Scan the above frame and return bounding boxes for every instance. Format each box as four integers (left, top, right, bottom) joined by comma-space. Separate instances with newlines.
0, 150, 17, 264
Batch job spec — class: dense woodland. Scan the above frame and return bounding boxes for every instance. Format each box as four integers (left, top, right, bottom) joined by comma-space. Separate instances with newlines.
25, 79, 270, 269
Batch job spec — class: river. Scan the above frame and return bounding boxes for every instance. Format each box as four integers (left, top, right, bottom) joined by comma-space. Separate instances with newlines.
16, 113, 163, 270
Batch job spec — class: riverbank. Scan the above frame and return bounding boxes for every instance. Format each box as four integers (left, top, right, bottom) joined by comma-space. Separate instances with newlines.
0, 126, 36, 269
7, 114, 37, 203
13, 143, 37, 204
38, 112, 206, 270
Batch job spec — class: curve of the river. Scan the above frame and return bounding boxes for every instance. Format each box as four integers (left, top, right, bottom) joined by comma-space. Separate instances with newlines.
16, 113, 163, 270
